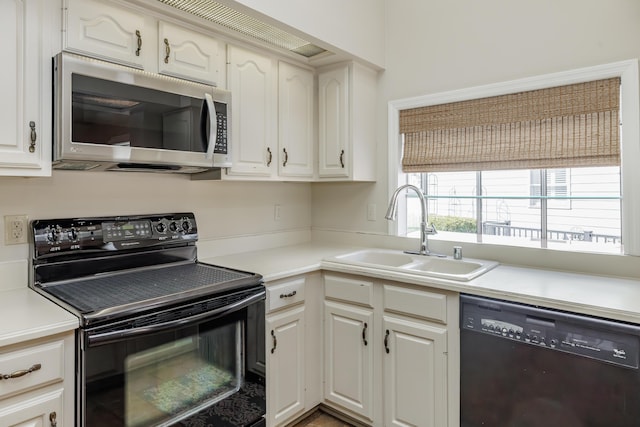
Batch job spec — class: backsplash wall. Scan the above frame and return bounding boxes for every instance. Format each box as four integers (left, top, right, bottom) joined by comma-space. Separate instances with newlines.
0, 171, 312, 262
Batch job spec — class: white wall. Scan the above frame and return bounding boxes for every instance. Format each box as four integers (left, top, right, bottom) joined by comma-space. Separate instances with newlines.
225, 0, 386, 69
312, 0, 640, 237
0, 172, 311, 262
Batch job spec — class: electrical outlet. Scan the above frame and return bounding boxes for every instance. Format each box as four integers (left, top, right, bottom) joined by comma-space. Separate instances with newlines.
4, 215, 28, 245
367, 203, 377, 221
274, 204, 282, 221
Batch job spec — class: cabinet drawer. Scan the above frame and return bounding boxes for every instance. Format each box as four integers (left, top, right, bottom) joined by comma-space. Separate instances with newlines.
324, 275, 374, 307
267, 278, 306, 312
0, 340, 65, 399
383, 285, 447, 323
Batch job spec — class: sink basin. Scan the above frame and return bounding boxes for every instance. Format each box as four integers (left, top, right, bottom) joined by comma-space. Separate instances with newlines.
334, 249, 415, 267
328, 249, 498, 281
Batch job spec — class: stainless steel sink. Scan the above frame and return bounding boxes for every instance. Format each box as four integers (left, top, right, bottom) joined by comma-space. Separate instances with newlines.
328, 249, 498, 281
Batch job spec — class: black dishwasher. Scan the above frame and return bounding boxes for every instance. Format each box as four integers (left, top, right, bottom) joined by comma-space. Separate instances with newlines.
460, 294, 640, 427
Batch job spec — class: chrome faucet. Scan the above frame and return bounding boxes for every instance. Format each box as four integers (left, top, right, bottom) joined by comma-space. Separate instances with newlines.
385, 184, 441, 256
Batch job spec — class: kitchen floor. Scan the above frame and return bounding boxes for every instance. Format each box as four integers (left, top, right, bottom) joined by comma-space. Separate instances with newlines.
292, 411, 355, 427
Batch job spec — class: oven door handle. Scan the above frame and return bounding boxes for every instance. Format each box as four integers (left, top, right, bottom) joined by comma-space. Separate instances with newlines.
86, 290, 265, 347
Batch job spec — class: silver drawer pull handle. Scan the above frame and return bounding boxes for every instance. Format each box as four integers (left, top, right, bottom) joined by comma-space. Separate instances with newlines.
50, 411, 57, 427
279, 290, 297, 298
1, 363, 41, 380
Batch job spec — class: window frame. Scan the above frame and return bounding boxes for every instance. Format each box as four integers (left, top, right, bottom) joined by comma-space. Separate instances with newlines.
387, 60, 640, 256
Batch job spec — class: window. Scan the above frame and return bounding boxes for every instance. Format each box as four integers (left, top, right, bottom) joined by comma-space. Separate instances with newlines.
389, 60, 640, 255
402, 166, 621, 253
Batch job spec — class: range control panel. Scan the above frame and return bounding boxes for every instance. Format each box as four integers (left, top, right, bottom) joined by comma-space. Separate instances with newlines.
461, 294, 640, 369
32, 213, 197, 258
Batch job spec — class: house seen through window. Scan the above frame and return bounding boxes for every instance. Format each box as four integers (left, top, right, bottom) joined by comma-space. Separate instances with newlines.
397, 77, 623, 254
401, 166, 622, 253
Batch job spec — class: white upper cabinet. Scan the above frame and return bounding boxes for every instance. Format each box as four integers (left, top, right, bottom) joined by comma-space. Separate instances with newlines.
226, 45, 277, 178
0, 0, 56, 176
65, 0, 146, 68
318, 62, 377, 181
64, 0, 225, 85
278, 61, 315, 179
157, 21, 222, 86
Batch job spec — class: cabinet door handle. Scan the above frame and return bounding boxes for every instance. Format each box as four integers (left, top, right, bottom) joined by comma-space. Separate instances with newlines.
135, 30, 142, 56
49, 411, 57, 427
339, 149, 345, 168
29, 121, 36, 153
267, 147, 272, 166
362, 322, 368, 346
384, 329, 390, 353
282, 148, 288, 167
164, 38, 171, 63
279, 290, 297, 298
270, 330, 277, 354
1, 363, 41, 380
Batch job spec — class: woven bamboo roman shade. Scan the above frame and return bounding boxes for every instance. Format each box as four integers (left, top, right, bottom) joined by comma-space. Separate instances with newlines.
400, 78, 621, 172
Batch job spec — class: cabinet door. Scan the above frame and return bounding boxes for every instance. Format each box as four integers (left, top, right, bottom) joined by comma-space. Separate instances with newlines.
324, 301, 373, 421
0, 0, 51, 176
226, 46, 276, 177
318, 65, 349, 178
0, 388, 64, 427
158, 21, 223, 86
65, 0, 146, 68
266, 306, 305, 427
278, 62, 314, 178
383, 316, 448, 427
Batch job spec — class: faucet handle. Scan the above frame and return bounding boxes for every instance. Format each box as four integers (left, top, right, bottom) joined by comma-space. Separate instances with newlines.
425, 223, 437, 235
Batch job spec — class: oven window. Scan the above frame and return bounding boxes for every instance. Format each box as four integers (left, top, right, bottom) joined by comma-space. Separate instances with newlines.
84, 319, 242, 427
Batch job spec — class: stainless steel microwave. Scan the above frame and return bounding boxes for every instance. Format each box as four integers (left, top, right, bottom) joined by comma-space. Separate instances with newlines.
53, 52, 231, 173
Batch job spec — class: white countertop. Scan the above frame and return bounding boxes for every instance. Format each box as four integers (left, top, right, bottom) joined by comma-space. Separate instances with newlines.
204, 242, 640, 324
4, 241, 640, 349
0, 288, 79, 348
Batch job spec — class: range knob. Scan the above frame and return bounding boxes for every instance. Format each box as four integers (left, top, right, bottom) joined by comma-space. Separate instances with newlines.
156, 222, 167, 233
169, 222, 178, 232
67, 227, 78, 241
182, 221, 192, 233
47, 226, 60, 243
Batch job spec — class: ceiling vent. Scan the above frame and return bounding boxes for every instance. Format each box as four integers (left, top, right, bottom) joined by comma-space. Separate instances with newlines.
157, 0, 328, 58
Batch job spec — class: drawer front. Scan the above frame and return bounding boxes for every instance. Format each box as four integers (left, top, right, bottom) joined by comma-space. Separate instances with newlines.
324, 275, 374, 307
267, 277, 306, 312
383, 285, 447, 323
0, 340, 65, 399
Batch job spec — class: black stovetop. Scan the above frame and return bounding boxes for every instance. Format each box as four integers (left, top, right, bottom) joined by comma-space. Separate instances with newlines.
30, 213, 263, 327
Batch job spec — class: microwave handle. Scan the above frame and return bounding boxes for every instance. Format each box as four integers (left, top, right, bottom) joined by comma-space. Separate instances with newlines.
204, 92, 217, 160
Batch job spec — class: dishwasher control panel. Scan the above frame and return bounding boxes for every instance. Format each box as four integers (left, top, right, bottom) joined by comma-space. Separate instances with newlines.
461, 294, 640, 369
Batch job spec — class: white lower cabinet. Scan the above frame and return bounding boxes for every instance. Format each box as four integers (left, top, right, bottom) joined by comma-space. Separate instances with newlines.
267, 305, 305, 425
0, 332, 74, 427
324, 301, 374, 421
0, 387, 63, 427
265, 273, 322, 427
323, 273, 459, 427
383, 316, 448, 427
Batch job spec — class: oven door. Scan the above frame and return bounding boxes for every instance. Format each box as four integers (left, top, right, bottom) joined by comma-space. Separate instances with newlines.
78, 287, 265, 427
